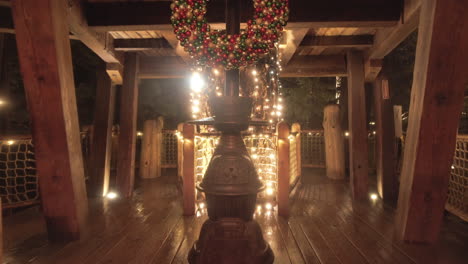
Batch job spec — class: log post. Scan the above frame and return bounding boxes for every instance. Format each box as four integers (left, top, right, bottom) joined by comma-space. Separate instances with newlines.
373, 74, 396, 201
346, 50, 369, 199
182, 123, 195, 216
323, 104, 345, 180
116, 53, 139, 197
291, 123, 302, 179
140, 117, 164, 179
277, 121, 290, 217
395, 0, 468, 243
11, 0, 88, 241
88, 66, 116, 197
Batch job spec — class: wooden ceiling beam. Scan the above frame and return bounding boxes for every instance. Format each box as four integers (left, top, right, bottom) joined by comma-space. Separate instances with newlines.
367, 0, 421, 59
86, 0, 402, 31
138, 56, 190, 79
281, 55, 347, 77
113, 38, 172, 51
138, 55, 347, 79
364, 59, 383, 82
68, 0, 123, 64
301, 35, 374, 49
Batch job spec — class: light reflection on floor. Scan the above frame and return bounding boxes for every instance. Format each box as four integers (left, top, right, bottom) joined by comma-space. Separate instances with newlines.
195, 201, 277, 218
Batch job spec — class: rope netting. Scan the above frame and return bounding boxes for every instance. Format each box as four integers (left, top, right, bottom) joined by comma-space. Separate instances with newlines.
0, 138, 39, 208
447, 135, 468, 221
161, 130, 178, 168
301, 130, 326, 168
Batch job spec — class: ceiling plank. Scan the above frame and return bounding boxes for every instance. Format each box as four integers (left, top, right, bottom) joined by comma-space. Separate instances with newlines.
301, 35, 374, 49
68, 0, 122, 64
280, 28, 308, 66
86, 0, 402, 31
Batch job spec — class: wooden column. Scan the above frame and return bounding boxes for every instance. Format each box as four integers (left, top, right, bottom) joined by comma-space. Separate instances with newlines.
116, 53, 139, 198
396, 0, 468, 243
346, 51, 369, 199
11, 0, 87, 241
182, 123, 195, 216
277, 122, 290, 217
323, 104, 345, 180
373, 74, 396, 201
140, 117, 164, 179
88, 66, 116, 197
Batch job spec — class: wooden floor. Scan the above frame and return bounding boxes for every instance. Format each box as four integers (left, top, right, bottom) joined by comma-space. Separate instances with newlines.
3, 168, 468, 264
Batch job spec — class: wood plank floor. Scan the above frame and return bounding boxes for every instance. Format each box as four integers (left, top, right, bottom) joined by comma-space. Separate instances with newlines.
3, 168, 468, 264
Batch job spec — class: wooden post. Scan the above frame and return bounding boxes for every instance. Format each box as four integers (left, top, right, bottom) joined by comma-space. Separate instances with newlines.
277, 121, 290, 217
395, 0, 468, 243
291, 123, 302, 179
373, 74, 396, 201
11, 0, 88, 241
116, 53, 139, 198
0, 198, 2, 261
140, 117, 164, 179
346, 50, 369, 199
88, 66, 116, 197
182, 123, 195, 216
323, 104, 345, 180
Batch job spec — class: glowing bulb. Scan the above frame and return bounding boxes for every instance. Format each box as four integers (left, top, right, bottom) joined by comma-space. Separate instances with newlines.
254, 78, 259, 82
269, 154, 275, 159
345, 131, 350, 137
252, 154, 259, 159
0, 100, 5, 105
370, 193, 378, 200
106, 192, 118, 199
192, 105, 200, 113
277, 105, 283, 110
199, 202, 205, 209
6, 140, 14, 145
213, 69, 220, 75
190, 72, 205, 92
137, 132, 143, 137
193, 99, 200, 105
265, 203, 272, 210
278, 97, 283, 102
266, 188, 274, 196
216, 92, 222, 96
252, 70, 257, 75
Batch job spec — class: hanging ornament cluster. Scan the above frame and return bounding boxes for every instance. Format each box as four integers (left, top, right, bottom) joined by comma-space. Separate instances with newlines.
170, 0, 289, 69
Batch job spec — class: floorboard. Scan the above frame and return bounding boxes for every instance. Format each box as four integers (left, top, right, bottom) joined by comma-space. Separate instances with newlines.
2, 168, 467, 264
